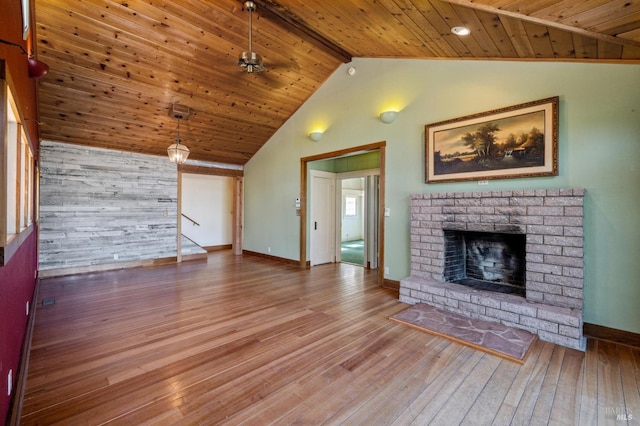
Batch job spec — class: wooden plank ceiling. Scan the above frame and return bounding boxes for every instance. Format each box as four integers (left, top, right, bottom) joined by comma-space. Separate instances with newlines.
33, 0, 640, 165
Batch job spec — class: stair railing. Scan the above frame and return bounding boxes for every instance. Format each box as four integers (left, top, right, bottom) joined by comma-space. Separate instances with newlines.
181, 213, 200, 226
180, 213, 206, 254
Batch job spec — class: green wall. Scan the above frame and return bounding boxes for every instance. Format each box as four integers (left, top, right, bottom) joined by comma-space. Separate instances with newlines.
244, 58, 640, 334
310, 151, 380, 173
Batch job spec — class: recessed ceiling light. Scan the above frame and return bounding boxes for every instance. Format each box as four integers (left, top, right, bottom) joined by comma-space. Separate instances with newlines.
451, 26, 471, 36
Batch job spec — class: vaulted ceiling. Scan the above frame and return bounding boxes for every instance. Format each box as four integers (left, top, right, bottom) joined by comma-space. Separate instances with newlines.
34, 0, 640, 165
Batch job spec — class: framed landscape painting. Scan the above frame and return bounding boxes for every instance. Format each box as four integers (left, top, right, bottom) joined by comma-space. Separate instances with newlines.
425, 96, 558, 183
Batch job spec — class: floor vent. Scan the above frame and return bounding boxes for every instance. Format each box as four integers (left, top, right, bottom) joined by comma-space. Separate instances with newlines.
41, 297, 56, 307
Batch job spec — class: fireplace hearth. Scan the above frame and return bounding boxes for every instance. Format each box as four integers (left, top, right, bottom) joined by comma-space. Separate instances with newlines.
400, 189, 585, 350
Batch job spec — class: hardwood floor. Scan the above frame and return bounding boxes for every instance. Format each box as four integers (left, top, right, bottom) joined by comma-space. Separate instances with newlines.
21, 252, 639, 425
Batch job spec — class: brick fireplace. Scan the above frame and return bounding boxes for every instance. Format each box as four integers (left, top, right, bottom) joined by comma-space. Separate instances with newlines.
400, 189, 586, 350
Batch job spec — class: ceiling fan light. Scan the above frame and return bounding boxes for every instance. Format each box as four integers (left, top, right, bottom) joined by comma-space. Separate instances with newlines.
167, 142, 190, 164
238, 51, 265, 73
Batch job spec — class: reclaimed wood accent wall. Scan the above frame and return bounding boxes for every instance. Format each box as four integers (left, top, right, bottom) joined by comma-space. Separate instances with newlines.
39, 141, 178, 271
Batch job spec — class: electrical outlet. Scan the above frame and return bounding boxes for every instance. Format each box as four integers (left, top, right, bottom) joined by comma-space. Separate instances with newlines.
7, 370, 12, 396
113, 254, 119, 260
267, 247, 271, 253
384, 267, 390, 275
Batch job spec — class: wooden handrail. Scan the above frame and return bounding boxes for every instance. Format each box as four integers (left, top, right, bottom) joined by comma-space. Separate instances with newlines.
181, 213, 200, 226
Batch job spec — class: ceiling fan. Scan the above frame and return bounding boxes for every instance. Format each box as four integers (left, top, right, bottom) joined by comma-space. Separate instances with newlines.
238, 1, 265, 74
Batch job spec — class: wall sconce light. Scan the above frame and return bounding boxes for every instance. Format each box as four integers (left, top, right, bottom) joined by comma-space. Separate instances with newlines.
309, 131, 323, 142
379, 110, 398, 124
0, 38, 49, 78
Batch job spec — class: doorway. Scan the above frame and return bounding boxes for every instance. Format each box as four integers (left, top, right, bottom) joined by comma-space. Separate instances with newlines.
181, 174, 234, 250
340, 177, 365, 266
300, 142, 386, 285
338, 172, 379, 268
177, 166, 244, 261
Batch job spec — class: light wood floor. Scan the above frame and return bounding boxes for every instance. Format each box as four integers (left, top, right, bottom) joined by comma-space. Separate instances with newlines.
21, 251, 639, 425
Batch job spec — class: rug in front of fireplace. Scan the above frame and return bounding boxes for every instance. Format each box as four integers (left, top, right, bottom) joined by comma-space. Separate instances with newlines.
391, 303, 537, 363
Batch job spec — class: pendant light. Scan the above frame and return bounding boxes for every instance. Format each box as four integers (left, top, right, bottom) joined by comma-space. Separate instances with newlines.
167, 103, 190, 164
167, 119, 190, 164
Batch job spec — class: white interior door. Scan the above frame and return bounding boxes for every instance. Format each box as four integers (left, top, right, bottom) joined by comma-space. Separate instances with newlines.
310, 170, 336, 266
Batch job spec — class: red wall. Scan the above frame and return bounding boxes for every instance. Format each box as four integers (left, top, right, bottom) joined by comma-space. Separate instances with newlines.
1, 0, 42, 422
0, 231, 37, 422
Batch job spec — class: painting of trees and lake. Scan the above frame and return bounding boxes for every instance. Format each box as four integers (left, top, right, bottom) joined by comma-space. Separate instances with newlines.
425, 97, 558, 183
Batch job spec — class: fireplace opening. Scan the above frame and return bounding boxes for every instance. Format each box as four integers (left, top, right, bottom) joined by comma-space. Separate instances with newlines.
444, 230, 526, 296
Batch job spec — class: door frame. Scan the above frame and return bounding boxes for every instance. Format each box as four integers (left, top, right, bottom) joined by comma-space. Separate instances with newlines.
299, 141, 386, 286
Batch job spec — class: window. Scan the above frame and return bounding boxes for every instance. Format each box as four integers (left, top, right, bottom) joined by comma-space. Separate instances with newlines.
345, 196, 357, 217
1, 74, 36, 264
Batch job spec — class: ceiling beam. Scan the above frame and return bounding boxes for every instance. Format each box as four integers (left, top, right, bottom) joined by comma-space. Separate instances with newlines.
254, 0, 353, 63
439, 0, 640, 49
179, 164, 244, 177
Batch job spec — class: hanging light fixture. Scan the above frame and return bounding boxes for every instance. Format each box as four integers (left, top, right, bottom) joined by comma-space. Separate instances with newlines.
167, 103, 190, 164
238, 1, 265, 74
0, 38, 49, 78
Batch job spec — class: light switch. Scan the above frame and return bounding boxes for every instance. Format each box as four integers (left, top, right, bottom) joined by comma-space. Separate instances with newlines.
384, 208, 390, 217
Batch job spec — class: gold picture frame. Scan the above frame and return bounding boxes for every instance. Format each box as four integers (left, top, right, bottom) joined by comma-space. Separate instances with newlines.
425, 96, 558, 183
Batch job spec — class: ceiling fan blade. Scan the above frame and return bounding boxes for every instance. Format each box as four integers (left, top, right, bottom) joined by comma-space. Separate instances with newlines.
245, 70, 285, 89
262, 57, 300, 72
262, 72, 286, 89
